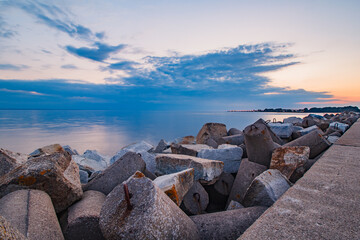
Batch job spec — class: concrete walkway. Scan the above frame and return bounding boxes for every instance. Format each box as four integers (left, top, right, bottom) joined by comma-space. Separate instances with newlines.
239, 119, 360, 240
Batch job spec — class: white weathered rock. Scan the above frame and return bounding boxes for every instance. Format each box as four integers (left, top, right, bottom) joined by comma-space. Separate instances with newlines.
156, 154, 223, 184
73, 155, 107, 171
226, 200, 244, 210
197, 146, 243, 173
153, 168, 194, 206
283, 117, 302, 124
327, 135, 340, 144
296, 125, 321, 136
329, 121, 349, 133
242, 169, 291, 207
268, 123, 294, 138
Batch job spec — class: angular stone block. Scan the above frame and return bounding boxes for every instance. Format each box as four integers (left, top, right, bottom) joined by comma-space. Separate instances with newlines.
196, 123, 227, 145
79, 170, 89, 184
84, 152, 146, 195
283, 117, 302, 124
181, 181, 209, 215
329, 121, 349, 133
99, 172, 200, 240
190, 206, 267, 240
295, 125, 322, 137
213, 172, 234, 196
153, 139, 169, 153
0, 145, 82, 213
110, 140, 154, 164
0, 190, 64, 240
73, 155, 107, 171
227, 159, 267, 207
270, 146, 310, 179
228, 127, 243, 136
0, 148, 28, 177
221, 133, 245, 145
171, 144, 213, 157
198, 146, 243, 173
226, 200, 244, 210
0, 215, 27, 240
62, 145, 79, 155
268, 123, 294, 138
156, 154, 223, 184
242, 169, 291, 207
62, 191, 106, 240
153, 168, 195, 206
254, 119, 283, 145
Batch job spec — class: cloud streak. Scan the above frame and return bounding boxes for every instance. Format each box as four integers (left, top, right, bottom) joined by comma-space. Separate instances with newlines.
0, 64, 29, 71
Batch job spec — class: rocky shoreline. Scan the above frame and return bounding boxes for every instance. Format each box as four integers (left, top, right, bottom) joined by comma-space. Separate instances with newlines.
0, 111, 359, 240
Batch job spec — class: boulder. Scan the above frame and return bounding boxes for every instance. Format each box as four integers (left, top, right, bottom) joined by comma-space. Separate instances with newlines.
244, 121, 278, 167
171, 144, 213, 157
82, 150, 110, 163
156, 154, 223, 184
196, 123, 227, 145
270, 146, 310, 179
226, 200, 244, 210
62, 191, 106, 240
99, 172, 200, 240
0, 148, 28, 177
254, 119, 283, 145
0, 144, 82, 213
327, 135, 339, 144
329, 121, 349, 133
268, 123, 294, 139
28, 144, 65, 158
301, 116, 317, 128
283, 116, 302, 124
79, 170, 88, 184
226, 159, 267, 207
242, 169, 291, 207
62, 145, 79, 155
72, 155, 107, 171
153, 139, 169, 153
284, 129, 331, 159
153, 168, 195, 206
84, 152, 146, 195
227, 128, 243, 136
213, 172, 234, 196
197, 146, 243, 173
190, 207, 267, 240
0, 215, 27, 240
181, 181, 209, 215
0, 189, 64, 239
204, 138, 218, 148
295, 125, 322, 137
221, 133, 245, 145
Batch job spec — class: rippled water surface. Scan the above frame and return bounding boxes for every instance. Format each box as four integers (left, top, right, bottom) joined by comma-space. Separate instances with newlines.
0, 110, 309, 155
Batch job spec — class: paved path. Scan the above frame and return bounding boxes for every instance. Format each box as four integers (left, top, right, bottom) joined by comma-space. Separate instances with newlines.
239, 119, 360, 240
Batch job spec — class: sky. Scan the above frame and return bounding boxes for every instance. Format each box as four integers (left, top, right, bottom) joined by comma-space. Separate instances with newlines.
0, 0, 359, 110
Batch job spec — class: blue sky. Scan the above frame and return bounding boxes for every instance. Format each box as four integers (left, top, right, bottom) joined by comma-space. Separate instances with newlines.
0, 0, 359, 110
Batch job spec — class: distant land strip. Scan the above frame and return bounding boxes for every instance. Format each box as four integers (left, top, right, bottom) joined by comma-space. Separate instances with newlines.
228, 106, 360, 113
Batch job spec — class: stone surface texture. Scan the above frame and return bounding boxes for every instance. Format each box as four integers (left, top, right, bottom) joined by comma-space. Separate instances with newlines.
268, 123, 294, 138
226, 200, 244, 210
181, 181, 209, 215
171, 144, 213, 157
0, 148, 28, 177
213, 172, 234, 196
196, 123, 227, 145
221, 133, 245, 146
73, 155, 107, 171
0, 215, 27, 240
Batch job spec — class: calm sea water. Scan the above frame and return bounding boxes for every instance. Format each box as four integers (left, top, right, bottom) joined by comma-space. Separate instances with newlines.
0, 110, 309, 156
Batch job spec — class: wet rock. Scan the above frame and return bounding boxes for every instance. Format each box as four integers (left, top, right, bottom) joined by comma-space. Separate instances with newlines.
268, 123, 294, 139
213, 172, 234, 196
329, 121, 349, 133
196, 123, 227, 145
270, 146, 310, 179
221, 133, 245, 145
181, 181, 209, 215
99, 172, 200, 240
84, 152, 146, 195
0, 215, 27, 240
284, 129, 331, 159
190, 206, 267, 240
72, 155, 107, 171
0, 189, 64, 239
0, 145, 82, 213
171, 144, 213, 157
283, 117, 302, 125
62, 145, 79, 155
242, 169, 291, 207
244, 121, 278, 167
62, 191, 106, 240
226, 200, 244, 210
156, 154, 223, 184
79, 170, 88, 184
153, 168, 195, 206
198, 146, 243, 173
228, 127, 243, 136
153, 139, 169, 153
0, 148, 28, 177
227, 159, 267, 207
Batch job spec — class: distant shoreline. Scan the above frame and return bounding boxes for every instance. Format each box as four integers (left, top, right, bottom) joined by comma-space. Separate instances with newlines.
227, 106, 360, 113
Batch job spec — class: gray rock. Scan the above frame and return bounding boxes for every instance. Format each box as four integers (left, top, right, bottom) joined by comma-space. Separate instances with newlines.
84, 152, 146, 195
82, 150, 110, 163
172, 136, 196, 144
0, 215, 27, 240
205, 138, 219, 148
198, 146, 243, 173
0, 189, 64, 240
329, 121, 349, 133
226, 200, 244, 210
72, 155, 107, 171
190, 206, 267, 240
181, 181, 209, 215
283, 117, 302, 124
309, 114, 326, 120
0, 144, 83, 213
79, 170, 89, 184
327, 135, 339, 144
302, 116, 318, 128
196, 123, 227, 145
270, 146, 310, 179
156, 154, 224, 184
221, 133, 245, 145
296, 125, 322, 136
226, 159, 267, 207
153, 168, 195, 206
213, 172, 234, 196
268, 123, 294, 138
0, 148, 28, 177
154, 139, 169, 153
62, 191, 106, 240
62, 145, 79, 155
242, 169, 291, 207
254, 119, 283, 145
99, 171, 200, 240
227, 128, 243, 136
171, 144, 213, 157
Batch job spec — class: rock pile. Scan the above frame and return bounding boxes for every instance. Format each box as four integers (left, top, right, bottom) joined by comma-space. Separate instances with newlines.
0, 111, 358, 239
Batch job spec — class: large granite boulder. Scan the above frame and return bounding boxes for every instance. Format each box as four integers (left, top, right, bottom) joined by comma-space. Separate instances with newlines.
0, 144, 82, 213
84, 152, 146, 195
0, 189, 64, 240
0, 148, 28, 177
156, 154, 224, 184
196, 123, 227, 145
99, 172, 200, 240
153, 168, 195, 206
171, 144, 213, 157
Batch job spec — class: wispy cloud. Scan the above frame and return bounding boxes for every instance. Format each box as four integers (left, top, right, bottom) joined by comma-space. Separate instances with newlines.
107, 61, 138, 71
0, 16, 17, 38
0, 64, 29, 71
66, 42, 126, 62
0, 88, 47, 96
61, 64, 78, 69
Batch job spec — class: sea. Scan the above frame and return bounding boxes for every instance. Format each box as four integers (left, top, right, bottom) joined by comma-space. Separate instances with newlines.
0, 110, 310, 156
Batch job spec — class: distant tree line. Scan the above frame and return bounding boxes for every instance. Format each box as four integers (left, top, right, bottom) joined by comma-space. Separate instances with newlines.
257, 106, 360, 113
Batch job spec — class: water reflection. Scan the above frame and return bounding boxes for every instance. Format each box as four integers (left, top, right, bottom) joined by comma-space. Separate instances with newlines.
0, 110, 309, 155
